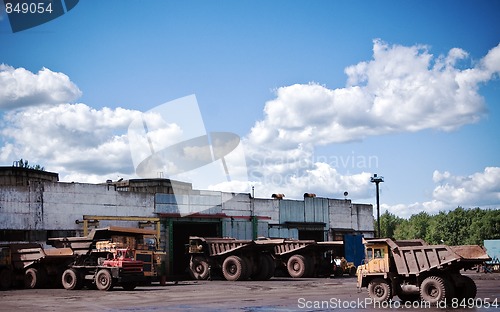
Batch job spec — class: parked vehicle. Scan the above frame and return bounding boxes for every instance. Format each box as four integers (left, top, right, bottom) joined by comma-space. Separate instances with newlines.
61, 245, 144, 291
187, 236, 343, 280
0, 243, 74, 290
332, 257, 357, 277
357, 238, 491, 304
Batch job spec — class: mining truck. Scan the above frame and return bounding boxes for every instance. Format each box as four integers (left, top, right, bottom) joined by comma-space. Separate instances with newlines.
0, 243, 74, 290
356, 238, 491, 305
187, 236, 283, 281
273, 239, 343, 278
61, 245, 144, 291
187, 237, 344, 280
48, 226, 166, 284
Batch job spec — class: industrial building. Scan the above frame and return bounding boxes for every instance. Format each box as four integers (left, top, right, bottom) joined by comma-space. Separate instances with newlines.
0, 167, 374, 277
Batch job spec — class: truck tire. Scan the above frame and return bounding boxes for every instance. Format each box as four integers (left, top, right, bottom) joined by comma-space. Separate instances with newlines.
334, 266, 343, 277
62, 268, 83, 290
456, 275, 477, 300
287, 255, 308, 278
303, 256, 315, 277
0, 269, 12, 290
252, 255, 272, 280
241, 256, 253, 280
368, 278, 392, 302
122, 283, 137, 291
25, 268, 46, 289
189, 256, 210, 280
95, 269, 114, 291
222, 255, 246, 281
264, 254, 276, 280
349, 266, 357, 277
420, 276, 448, 305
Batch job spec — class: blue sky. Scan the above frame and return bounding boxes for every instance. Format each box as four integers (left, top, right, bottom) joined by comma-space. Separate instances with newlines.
0, 0, 499, 218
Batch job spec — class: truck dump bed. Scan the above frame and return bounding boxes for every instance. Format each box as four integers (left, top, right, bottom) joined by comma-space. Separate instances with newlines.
274, 240, 343, 256
192, 237, 284, 256
371, 238, 490, 276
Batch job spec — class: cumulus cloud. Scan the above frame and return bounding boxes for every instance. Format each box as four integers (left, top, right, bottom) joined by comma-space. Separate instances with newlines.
248, 40, 500, 149
0, 103, 149, 181
0, 65, 82, 109
243, 40, 500, 201
383, 167, 500, 218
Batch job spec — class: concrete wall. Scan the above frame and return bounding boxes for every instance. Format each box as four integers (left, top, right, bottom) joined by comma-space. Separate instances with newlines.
0, 181, 154, 231
1, 180, 373, 238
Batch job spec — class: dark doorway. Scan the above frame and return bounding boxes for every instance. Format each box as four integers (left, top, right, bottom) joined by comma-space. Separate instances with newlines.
171, 221, 220, 279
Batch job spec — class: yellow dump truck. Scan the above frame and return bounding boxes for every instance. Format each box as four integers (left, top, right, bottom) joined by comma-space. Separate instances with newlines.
357, 238, 490, 305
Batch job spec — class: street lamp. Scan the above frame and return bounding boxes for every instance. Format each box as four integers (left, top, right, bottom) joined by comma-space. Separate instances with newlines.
371, 173, 384, 238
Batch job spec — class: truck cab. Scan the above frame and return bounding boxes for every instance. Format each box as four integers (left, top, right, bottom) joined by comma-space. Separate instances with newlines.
363, 243, 390, 273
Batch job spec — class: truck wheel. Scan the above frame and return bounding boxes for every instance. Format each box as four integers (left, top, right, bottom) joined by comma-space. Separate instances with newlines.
334, 266, 343, 277
189, 256, 210, 280
222, 255, 246, 281
122, 283, 137, 291
264, 254, 276, 280
252, 255, 271, 280
303, 256, 315, 277
420, 276, 448, 305
62, 268, 83, 290
349, 266, 357, 277
25, 268, 46, 289
287, 255, 307, 278
96, 269, 114, 291
241, 257, 253, 280
456, 276, 477, 300
0, 269, 12, 290
368, 278, 392, 302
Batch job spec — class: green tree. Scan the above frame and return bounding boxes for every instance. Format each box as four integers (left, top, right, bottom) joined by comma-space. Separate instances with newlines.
394, 211, 431, 240
14, 158, 45, 171
377, 211, 404, 238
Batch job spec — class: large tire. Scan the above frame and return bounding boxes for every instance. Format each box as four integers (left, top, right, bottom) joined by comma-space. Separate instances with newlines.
287, 255, 307, 278
252, 255, 270, 280
122, 283, 137, 291
241, 257, 253, 280
349, 266, 357, 277
264, 254, 276, 280
24, 268, 46, 289
95, 269, 114, 291
303, 256, 315, 277
189, 256, 210, 280
455, 275, 477, 300
62, 268, 83, 290
368, 278, 392, 302
420, 276, 448, 305
0, 269, 12, 290
222, 256, 247, 281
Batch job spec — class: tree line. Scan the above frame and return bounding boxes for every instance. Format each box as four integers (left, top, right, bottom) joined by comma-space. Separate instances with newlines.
377, 207, 500, 245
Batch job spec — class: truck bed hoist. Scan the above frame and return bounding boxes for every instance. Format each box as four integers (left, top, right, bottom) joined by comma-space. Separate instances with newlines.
356, 238, 491, 305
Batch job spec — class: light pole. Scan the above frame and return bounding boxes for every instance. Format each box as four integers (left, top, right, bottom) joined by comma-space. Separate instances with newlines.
371, 173, 384, 238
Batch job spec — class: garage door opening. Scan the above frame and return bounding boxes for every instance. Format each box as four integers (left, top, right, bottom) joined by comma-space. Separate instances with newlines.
171, 221, 220, 279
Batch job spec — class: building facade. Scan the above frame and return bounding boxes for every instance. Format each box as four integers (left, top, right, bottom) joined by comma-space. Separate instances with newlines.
0, 167, 374, 276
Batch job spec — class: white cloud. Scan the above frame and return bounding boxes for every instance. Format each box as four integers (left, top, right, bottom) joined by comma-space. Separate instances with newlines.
243, 40, 500, 202
248, 40, 500, 149
0, 102, 150, 181
0, 65, 82, 109
383, 167, 500, 218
